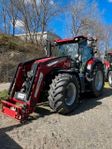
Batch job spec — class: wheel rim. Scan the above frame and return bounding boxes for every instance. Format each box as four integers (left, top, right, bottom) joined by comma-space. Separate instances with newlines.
65, 82, 76, 106
95, 70, 103, 91
108, 71, 112, 85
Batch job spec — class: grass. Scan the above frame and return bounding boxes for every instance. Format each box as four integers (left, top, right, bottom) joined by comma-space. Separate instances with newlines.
0, 90, 8, 101
0, 90, 8, 109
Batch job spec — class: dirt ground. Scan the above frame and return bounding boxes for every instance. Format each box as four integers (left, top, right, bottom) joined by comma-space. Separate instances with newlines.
0, 83, 10, 91
0, 85, 112, 149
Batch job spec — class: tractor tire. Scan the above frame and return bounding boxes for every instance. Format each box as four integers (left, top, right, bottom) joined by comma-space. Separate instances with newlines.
108, 71, 112, 87
91, 64, 104, 97
48, 73, 80, 114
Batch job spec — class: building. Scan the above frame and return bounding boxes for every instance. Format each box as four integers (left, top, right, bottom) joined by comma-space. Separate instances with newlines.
16, 32, 61, 42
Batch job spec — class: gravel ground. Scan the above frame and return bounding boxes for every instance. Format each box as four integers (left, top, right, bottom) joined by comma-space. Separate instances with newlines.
0, 85, 112, 149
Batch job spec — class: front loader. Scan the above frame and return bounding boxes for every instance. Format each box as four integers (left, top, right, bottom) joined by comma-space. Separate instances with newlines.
1, 36, 104, 122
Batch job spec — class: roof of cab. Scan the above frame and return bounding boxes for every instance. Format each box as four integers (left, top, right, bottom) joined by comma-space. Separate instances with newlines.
55, 36, 87, 43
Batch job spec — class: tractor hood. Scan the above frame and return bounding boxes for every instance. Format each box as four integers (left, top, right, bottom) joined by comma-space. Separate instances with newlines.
34, 56, 70, 66
35, 57, 55, 64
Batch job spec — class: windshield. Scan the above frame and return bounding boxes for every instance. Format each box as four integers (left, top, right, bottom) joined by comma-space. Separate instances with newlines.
51, 43, 78, 60
79, 41, 93, 63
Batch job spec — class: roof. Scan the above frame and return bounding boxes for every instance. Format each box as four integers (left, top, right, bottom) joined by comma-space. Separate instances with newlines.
55, 36, 87, 43
15, 31, 61, 38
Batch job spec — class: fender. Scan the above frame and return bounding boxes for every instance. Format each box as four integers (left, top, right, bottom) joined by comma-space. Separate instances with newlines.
104, 60, 110, 70
47, 68, 79, 80
104, 60, 112, 80
105, 67, 112, 80
86, 58, 103, 72
86, 58, 104, 81
57, 68, 79, 74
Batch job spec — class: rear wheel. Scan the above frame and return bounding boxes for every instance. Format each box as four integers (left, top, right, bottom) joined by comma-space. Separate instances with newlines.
91, 64, 104, 97
108, 71, 112, 87
48, 73, 80, 114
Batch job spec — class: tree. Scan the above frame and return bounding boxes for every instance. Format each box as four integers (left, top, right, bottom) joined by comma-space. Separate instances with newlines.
69, 0, 103, 37
66, 0, 111, 58
7, 0, 19, 36
0, 0, 9, 34
103, 25, 112, 52
13, 0, 62, 43
0, 0, 19, 35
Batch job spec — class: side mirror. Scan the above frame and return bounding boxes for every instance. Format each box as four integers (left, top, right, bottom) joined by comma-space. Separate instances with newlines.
44, 39, 51, 56
87, 40, 92, 47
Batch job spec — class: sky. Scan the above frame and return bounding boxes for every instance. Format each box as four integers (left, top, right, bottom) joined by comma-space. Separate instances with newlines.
50, 0, 112, 38
0, 0, 112, 38
98, 0, 112, 24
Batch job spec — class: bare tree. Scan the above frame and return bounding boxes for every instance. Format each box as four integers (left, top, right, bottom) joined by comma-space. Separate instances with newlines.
66, 0, 110, 59
103, 25, 112, 52
7, 0, 19, 36
68, 0, 104, 38
0, 0, 9, 34
13, 0, 62, 43
0, 0, 19, 35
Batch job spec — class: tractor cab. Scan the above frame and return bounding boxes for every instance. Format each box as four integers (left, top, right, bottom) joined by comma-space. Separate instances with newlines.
46, 36, 97, 73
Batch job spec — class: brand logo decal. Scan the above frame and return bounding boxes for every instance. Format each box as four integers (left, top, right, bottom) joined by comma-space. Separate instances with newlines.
34, 72, 43, 98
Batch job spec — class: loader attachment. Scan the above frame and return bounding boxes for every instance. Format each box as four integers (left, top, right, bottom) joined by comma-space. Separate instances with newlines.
1, 100, 22, 120
0, 59, 39, 122
1, 99, 31, 122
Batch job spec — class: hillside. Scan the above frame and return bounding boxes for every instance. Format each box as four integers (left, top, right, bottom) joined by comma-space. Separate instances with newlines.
0, 34, 44, 82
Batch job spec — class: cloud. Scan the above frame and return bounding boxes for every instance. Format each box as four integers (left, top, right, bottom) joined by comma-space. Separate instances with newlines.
25, 0, 30, 2
50, 0, 54, 5
15, 20, 24, 28
24, 0, 54, 5
108, 0, 112, 2
24, 0, 32, 4
24, 0, 40, 5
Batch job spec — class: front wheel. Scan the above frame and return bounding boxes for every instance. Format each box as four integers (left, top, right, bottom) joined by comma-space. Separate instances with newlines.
48, 74, 80, 114
91, 64, 104, 97
108, 71, 112, 87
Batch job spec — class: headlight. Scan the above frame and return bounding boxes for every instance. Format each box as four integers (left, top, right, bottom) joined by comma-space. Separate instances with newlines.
15, 92, 27, 101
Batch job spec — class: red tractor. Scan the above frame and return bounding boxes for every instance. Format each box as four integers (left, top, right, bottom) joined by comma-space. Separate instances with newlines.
104, 52, 112, 87
1, 36, 104, 122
